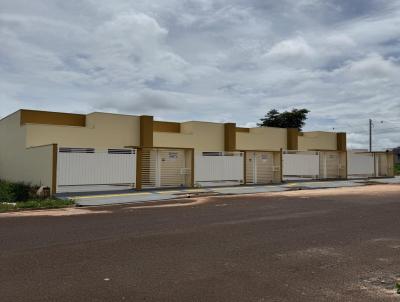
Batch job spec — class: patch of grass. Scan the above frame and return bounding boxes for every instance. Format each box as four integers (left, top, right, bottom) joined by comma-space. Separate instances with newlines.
396, 282, 400, 294
0, 198, 74, 213
0, 180, 34, 202
395, 163, 400, 176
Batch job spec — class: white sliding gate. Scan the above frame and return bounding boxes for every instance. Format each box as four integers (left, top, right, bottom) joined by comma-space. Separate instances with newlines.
57, 148, 136, 187
283, 150, 346, 180
347, 151, 374, 178
283, 151, 320, 179
347, 151, 395, 178
194, 151, 244, 185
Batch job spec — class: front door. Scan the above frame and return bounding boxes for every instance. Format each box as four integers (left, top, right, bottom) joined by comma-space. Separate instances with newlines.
246, 152, 274, 184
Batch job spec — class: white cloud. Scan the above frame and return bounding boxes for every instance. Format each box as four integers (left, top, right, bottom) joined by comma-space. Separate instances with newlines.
264, 37, 315, 60
324, 33, 356, 49
340, 54, 400, 78
0, 0, 400, 149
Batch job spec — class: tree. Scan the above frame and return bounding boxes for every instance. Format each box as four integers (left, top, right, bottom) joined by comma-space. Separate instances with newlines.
257, 108, 310, 131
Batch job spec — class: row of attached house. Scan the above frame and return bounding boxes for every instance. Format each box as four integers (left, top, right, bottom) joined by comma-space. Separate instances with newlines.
0, 109, 394, 194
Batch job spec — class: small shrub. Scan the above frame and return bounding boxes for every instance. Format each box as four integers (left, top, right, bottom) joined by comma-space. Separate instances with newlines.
395, 163, 400, 176
0, 180, 74, 212
10, 182, 32, 201
0, 181, 15, 202
0, 180, 33, 202
396, 282, 400, 294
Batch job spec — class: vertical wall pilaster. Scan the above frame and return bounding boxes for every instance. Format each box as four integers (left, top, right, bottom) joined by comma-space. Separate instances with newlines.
287, 128, 299, 150
224, 123, 236, 152
138, 115, 153, 190
191, 149, 195, 187
136, 148, 142, 190
280, 148, 283, 182
337, 132, 347, 151
52, 144, 58, 195
140, 115, 154, 148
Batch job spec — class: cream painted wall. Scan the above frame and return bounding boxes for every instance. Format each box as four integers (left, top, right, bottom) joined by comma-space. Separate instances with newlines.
154, 121, 225, 151
0, 111, 53, 189
298, 131, 337, 151
25, 112, 140, 148
236, 127, 287, 151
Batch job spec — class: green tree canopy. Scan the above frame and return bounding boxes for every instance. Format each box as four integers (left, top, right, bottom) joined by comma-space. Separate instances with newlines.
257, 108, 310, 131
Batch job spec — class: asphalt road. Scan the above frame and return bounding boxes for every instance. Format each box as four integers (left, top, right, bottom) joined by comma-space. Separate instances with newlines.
1, 185, 400, 301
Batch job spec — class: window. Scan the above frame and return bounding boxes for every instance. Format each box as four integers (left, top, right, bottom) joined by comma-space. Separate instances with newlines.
59, 147, 95, 153
202, 152, 223, 156
108, 149, 135, 154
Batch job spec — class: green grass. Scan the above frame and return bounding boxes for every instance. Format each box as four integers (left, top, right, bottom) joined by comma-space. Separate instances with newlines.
0, 180, 32, 202
0, 179, 74, 212
395, 163, 400, 175
0, 198, 74, 213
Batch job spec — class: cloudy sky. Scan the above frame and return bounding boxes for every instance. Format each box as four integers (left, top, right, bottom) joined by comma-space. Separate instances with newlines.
1, 0, 400, 149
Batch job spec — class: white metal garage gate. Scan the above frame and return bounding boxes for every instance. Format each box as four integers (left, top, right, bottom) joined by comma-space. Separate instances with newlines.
283, 150, 320, 180
283, 150, 346, 180
194, 151, 244, 186
347, 151, 394, 178
347, 151, 375, 178
57, 148, 137, 189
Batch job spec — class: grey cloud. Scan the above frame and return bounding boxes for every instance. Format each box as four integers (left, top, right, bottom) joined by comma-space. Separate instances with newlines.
0, 0, 400, 149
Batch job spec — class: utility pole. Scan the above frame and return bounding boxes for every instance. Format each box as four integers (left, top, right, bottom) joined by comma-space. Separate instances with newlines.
369, 119, 372, 152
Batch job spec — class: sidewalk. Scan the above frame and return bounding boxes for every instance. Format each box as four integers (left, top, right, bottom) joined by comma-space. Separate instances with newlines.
61, 176, 400, 207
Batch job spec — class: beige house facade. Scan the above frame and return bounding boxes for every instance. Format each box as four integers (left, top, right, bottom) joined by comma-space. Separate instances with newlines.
0, 109, 360, 194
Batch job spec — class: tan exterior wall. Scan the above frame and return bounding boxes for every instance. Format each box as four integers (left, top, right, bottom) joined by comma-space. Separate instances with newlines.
153, 121, 180, 133
20, 109, 86, 127
298, 131, 337, 151
236, 127, 287, 151
375, 152, 395, 177
14, 109, 340, 153
153, 121, 225, 152
25, 112, 140, 148
0, 112, 53, 189
1, 109, 347, 191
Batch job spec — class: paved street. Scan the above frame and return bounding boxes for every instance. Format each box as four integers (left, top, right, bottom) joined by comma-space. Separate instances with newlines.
1, 184, 400, 301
